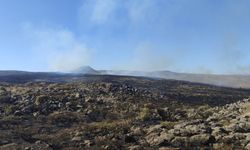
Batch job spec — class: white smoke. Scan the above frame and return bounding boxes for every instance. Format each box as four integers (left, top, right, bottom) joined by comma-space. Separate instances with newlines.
22, 23, 91, 72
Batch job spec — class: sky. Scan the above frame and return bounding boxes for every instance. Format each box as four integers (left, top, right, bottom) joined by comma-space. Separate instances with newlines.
0, 0, 250, 74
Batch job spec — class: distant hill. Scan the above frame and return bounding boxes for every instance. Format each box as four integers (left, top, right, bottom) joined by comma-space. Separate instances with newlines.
70, 66, 100, 74
1, 67, 250, 88
150, 71, 250, 89
100, 70, 250, 89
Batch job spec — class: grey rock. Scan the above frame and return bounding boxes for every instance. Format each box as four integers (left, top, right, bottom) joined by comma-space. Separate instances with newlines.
189, 134, 215, 146
171, 137, 188, 147
146, 131, 174, 146
72, 136, 82, 142
245, 143, 250, 150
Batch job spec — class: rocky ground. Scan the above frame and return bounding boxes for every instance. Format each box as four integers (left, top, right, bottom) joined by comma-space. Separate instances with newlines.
0, 75, 250, 150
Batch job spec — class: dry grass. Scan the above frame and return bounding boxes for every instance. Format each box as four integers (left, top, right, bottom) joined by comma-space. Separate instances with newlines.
244, 103, 250, 113
138, 106, 151, 121
87, 119, 133, 130
160, 121, 178, 130
221, 120, 231, 127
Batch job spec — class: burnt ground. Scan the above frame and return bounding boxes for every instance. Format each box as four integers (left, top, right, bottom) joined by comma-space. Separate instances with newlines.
0, 74, 250, 149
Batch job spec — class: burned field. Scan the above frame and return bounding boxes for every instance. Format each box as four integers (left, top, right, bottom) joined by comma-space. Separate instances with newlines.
0, 75, 250, 149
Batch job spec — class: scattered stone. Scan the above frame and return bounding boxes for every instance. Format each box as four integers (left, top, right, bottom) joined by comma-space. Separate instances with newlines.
189, 134, 215, 146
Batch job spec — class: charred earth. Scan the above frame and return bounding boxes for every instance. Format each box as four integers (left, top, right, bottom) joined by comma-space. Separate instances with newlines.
0, 74, 250, 149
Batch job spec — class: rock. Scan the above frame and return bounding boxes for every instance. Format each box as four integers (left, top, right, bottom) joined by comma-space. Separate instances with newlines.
245, 143, 250, 150
14, 110, 23, 116
238, 122, 250, 132
21, 105, 34, 115
170, 137, 188, 147
128, 145, 141, 150
125, 134, 136, 143
131, 126, 144, 136
159, 147, 180, 150
32, 140, 52, 150
246, 133, 250, 142
146, 131, 174, 146
147, 125, 163, 134
75, 131, 84, 137
213, 143, 233, 150
227, 122, 250, 133
185, 124, 211, 135
168, 129, 182, 136
75, 93, 80, 98
206, 116, 219, 122
72, 136, 82, 142
33, 112, 39, 117
83, 140, 93, 147
0, 140, 10, 145
65, 102, 72, 107
189, 134, 215, 146
233, 133, 246, 140
221, 135, 235, 144
212, 127, 228, 140
24, 147, 31, 150
35, 95, 48, 106
0, 87, 11, 104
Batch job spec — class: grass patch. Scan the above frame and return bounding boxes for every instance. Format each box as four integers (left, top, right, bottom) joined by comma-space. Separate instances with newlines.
3, 105, 16, 114
138, 106, 151, 121
221, 120, 231, 126
244, 103, 250, 113
160, 121, 178, 130
87, 119, 132, 130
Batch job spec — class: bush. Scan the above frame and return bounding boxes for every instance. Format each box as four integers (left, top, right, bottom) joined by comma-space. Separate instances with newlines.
139, 107, 151, 121
35, 95, 48, 106
196, 105, 213, 119
160, 121, 178, 130
3, 105, 16, 115
244, 103, 250, 113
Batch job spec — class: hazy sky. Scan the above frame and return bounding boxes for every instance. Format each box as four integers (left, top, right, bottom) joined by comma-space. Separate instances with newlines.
0, 0, 250, 74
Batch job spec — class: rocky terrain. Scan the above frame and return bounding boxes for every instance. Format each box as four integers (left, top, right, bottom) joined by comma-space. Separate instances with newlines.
0, 75, 250, 149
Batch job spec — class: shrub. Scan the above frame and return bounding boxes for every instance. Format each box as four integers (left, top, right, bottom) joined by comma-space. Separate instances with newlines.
3, 105, 16, 114
35, 95, 48, 106
160, 121, 178, 130
196, 105, 213, 119
221, 120, 231, 126
139, 107, 151, 121
244, 103, 250, 113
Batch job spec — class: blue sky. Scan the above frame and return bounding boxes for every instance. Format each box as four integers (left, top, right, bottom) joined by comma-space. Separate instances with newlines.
0, 0, 250, 74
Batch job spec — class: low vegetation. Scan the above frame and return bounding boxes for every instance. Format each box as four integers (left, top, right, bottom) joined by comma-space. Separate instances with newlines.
0, 75, 250, 149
